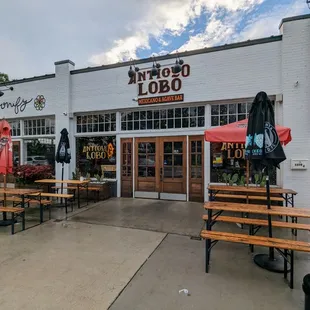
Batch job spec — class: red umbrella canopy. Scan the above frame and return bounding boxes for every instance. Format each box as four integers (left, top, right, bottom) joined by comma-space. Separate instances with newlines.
0, 120, 13, 174
205, 119, 292, 145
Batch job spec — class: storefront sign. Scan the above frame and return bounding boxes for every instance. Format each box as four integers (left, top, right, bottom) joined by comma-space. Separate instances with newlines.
221, 143, 245, 159
138, 94, 184, 105
82, 143, 114, 160
0, 95, 46, 115
128, 64, 190, 105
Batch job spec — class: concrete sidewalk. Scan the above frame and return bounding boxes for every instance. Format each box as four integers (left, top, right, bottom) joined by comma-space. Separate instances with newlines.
70, 198, 203, 237
110, 233, 305, 310
0, 220, 165, 310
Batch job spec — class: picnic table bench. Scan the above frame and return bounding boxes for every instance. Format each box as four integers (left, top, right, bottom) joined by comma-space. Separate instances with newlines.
29, 192, 74, 213
0, 206, 25, 235
202, 201, 310, 289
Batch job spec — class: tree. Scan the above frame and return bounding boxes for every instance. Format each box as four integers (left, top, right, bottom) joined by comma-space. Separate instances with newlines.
0, 73, 9, 83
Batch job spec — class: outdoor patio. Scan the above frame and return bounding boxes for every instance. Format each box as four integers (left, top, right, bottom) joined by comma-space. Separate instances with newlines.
0, 197, 307, 309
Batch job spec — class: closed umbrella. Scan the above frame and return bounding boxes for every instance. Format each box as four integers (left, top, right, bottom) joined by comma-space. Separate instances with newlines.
55, 128, 71, 198
245, 91, 288, 272
0, 119, 13, 212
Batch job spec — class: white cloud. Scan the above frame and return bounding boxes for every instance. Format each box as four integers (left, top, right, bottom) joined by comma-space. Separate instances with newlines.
0, 0, 308, 79
89, 0, 265, 65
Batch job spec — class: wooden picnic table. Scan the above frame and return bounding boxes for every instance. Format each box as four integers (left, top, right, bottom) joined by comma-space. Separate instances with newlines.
203, 201, 310, 288
208, 184, 297, 207
0, 188, 42, 223
35, 179, 90, 208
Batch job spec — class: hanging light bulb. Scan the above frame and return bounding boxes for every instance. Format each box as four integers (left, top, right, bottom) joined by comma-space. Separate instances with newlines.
128, 65, 135, 78
151, 63, 158, 76
173, 60, 182, 74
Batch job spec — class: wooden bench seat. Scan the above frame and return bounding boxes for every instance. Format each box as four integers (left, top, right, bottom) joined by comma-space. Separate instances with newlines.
202, 215, 310, 231
201, 230, 310, 289
52, 186, 77, 190
0, 206, 25, 234
34, 193, 73, 199
209, 193, 284, 202
204, 201, 310, 219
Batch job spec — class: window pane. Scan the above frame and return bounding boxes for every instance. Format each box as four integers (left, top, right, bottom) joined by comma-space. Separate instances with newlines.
182, 118, 189, 128
168, 119, 173, 128
198, 106, 205, 116
238, 114, 246, 121
164, 142, 172, 153
140, 120, 146, 130
168, 109, 174, 118
198, 117, 204, 127
147, 121, 153, 129
147, 111, 153, 119
220, 115, 227, 126
238, 103, 246, 114
174, 142, 182, 153
160, 119, 167, 129
174, 155, 182, 166
182, 108, 189, 117
229, 104, 236, 114
175, 118, 181, 128
229, 115, 236, 123
220, 104, 227, 115
175, 108, 181, 118
190, 107, 197, 116
211, 116, 219, 126
190, 117, 197, 127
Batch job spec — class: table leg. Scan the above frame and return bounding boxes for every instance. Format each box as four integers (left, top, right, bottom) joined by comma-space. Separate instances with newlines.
11, 212, 14, 235
77, 185, 80, 209
205, 208, 212, 273
86, 184, 89, 206
65, 199, 68, 214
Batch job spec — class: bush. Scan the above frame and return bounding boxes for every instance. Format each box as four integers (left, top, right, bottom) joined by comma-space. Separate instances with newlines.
13, 165, 54, 184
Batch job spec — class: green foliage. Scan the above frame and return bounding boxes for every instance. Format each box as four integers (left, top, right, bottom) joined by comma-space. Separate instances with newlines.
86, 172, 91, 180
238, 175, 245, 186
222, 173, 228, 185
94, 174, 100, 182
72, 168, 81, 180
0, 73, 9, 83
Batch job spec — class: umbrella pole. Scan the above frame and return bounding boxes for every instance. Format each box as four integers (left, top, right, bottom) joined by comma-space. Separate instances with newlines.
254, 167, 286, 273
61, 163, 64, 204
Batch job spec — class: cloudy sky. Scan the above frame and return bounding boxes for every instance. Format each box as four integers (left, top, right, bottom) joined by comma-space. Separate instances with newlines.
1, 0, 309, 79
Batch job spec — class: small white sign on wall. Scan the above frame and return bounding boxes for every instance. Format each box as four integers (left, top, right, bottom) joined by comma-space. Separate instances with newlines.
290, 159, 308, 170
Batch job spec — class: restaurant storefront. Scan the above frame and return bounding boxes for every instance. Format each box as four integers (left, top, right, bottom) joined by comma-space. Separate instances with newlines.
1, 14, 309, 205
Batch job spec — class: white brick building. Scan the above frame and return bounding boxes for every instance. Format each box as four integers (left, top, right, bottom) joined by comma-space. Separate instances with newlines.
1, 14, 309, 205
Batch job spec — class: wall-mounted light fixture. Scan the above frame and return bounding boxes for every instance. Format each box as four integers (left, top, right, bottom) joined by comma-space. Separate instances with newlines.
128, 59, 140, 78
127, 52, 185, 78
172, 52, 184, 74
0, 86, 14, 97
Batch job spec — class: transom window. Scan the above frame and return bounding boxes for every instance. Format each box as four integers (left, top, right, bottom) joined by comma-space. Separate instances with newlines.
76, 113, 116, 133
121, 106, 205, 131
9, 120, 21, 137
24, 118, 55, 136
211, 101, 275, 127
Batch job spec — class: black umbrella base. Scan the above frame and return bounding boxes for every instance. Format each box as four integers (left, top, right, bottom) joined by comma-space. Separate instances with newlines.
254, 253, 289, 273
0, 219, 16, 227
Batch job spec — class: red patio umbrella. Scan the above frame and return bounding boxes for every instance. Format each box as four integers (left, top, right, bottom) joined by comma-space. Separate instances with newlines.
0, 120, 13, 207
205, 118, 292, 186
205, 118, 292, 145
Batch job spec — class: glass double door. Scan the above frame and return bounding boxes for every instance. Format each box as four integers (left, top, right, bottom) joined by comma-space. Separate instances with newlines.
135, 137, 187, 200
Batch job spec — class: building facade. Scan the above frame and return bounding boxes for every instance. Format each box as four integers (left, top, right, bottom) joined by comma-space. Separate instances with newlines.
1, 14, 309, 205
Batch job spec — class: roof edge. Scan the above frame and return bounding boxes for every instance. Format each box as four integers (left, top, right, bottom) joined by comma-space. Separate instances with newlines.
71, 35, 282, 75
279, 13, 310, 29
54, 59, 75, 66
0, 74, 55, 87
